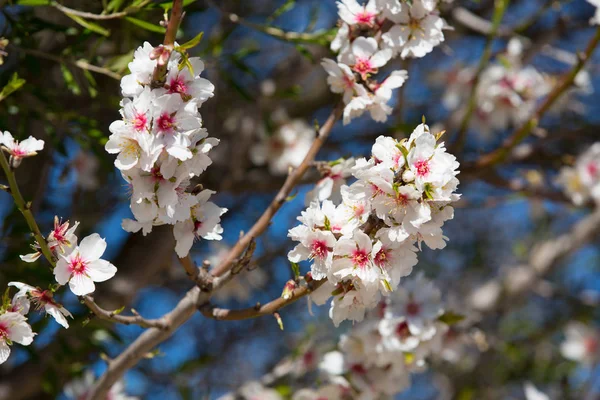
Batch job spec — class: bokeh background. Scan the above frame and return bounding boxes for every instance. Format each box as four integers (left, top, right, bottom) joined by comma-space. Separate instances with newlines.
0, 0, 600, 399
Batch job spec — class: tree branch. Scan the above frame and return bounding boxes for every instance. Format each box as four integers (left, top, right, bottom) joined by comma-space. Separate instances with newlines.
51, 0, 152, 20
82, 295, 169, 329
0, 150, 55, 265
211, 102, 343, 277
468, 26, 600, 170
200, 278, 326, 321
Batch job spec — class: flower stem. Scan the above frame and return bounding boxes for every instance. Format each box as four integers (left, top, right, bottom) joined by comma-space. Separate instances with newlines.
0, 151, 55, 267
150, 0, 184, 88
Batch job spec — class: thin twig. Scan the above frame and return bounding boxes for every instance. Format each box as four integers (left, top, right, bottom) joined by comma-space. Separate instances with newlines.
466, 26, 600, 170
83, 295, 168, 329
211, 102, 343, 277
200, 277, 325, 321
0, 151, 55, 265
451, 0, 509, 152
51, 0, 151, 21
208, 0, 331, 44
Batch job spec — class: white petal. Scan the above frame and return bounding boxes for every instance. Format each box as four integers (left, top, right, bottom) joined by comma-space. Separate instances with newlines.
78, 233, 107, 261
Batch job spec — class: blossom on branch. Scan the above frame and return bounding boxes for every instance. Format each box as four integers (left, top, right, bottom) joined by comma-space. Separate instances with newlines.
54, 233, 117, 296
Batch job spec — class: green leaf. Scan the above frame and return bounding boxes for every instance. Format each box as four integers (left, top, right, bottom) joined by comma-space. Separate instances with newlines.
396, 142, 409, 165
124, 17, 166, 33
64, 13, 110, 37
267, 0, 296, 23
16, 0, 49, 5
159, 0, 196, 11
438, 311, 466, 326
178, 31, 204, 50
294, 44, 314, 62
285, 191, 298, 202
60, 64, 81, 95
112, 305, 125, 315
290, 262, 300, 280
106, 0, 126, 12
0, 73, 26, 102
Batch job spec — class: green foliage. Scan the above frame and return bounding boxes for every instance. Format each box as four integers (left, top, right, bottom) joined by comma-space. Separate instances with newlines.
64, 13, 110, 37
125, 17, 166, 33
0, 73, 26, 102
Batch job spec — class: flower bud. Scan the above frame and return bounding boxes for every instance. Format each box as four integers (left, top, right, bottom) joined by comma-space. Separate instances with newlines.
281, 280, 297, 300
402, 169, 415, 183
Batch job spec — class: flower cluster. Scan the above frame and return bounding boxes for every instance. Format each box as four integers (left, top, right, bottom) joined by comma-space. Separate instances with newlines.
1, 213, 118, 364
556, 143, 600, 206
288, 122, 460, 326
323, 0, 453, 124
106, 42, 227, 257
442, 39, 551, 135
312, 273, 450, 399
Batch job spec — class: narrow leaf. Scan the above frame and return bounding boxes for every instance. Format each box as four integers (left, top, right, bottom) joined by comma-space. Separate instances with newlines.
64, 13, 110, 37
125, 17, 166, 33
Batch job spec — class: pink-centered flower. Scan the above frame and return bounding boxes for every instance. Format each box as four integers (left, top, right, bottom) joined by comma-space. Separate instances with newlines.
54, 234, 117, 296
0, 131, 44, 160
0, 311, 35, 364
8, 282, 73, 328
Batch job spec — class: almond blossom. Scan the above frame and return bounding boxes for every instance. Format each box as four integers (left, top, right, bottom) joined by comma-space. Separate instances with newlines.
560, 322, 600, 365
107, 41, 225, 257
0, 311, 35, 364
0, 131, 44, 167
556, 142, 600, 206
337, 0, 380, 28
287, 121, 459, 326
339, 37, 392, 80
20, 216, 79, 263
54, 233, 117, 296
8, 282, 73, 328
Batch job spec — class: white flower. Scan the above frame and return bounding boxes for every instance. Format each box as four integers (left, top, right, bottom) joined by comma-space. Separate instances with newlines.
588, 0, 600, 25
64, 370, 138, 400
0, 131, 44, 161
330, 282, 379, 326
331, 230, 384, 285
160, 57, 214, 104
382, 0, 448, 59
321, 59, 364, 104
392, 272, 442, 337
557, 143, 600, 206
337, 0, 379, 27
173, 190, 227, 258
560, 322, 600, 365
524, 383, 550, 400
367, 70, 408, 122
340, 37, 392, 80
305, 158, 355, 205
288, 229, 337, 280
20, 216, 79, 263
54, 233, 117, 296
0, 311, 35, 364
8, 282, 73, 329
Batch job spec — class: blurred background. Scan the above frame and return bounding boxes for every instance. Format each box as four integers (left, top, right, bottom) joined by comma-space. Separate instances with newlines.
0, 0, 599, 399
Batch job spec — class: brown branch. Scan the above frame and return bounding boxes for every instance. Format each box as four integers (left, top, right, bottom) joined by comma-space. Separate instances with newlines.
51, 1, 151, 20
468, 26, 600, 170
87, 271, 235, 400
83, 295, 168, 329
150, 0, 184, 88
200, 278, 326, 321
211, 102, 343, 277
